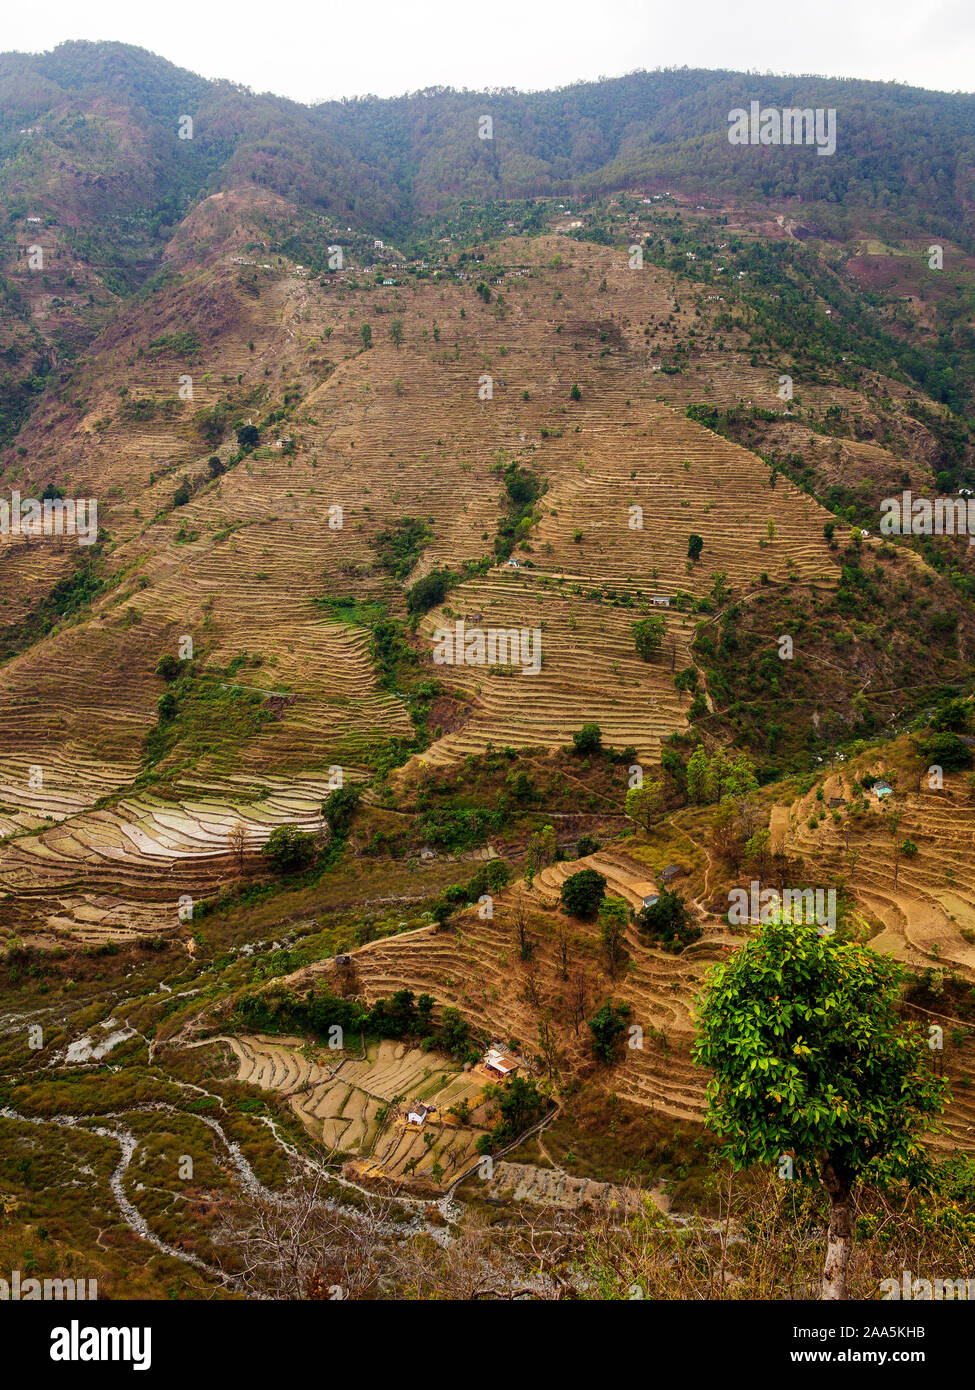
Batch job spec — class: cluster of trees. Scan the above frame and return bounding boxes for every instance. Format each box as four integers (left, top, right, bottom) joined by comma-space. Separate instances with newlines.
495, 459, 545, 562
918, 730, 972, 772
235, 984, 477, 1061
372, 515, 432, 580
685, 747, 758, 805
475, 1076, 548, 1154
558, 723, 637, 766
417, 803, 508, 852
260, 786, 362, 876
406, 568, 451, 614
261, 824, 318, 875
432, 857, 511, 926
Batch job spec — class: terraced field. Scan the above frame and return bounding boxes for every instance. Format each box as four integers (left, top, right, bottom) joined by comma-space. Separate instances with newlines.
198, 1033, 489, 1187
782, 765, 975, 974
279, 847, 731, 1126
273, 820, 975, 1152
0, 208, 845, 942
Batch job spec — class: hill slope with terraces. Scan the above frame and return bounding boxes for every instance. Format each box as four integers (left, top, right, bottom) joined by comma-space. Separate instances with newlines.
4, 50, 975, 1302
0, 202, 857, 942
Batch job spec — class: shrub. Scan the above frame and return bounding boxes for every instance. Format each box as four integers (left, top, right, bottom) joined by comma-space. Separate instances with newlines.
156, 691, 177, 722
572, 722, 602, 755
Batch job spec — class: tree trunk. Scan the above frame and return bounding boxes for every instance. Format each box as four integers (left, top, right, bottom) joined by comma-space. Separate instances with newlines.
820, 1161, 853, 1300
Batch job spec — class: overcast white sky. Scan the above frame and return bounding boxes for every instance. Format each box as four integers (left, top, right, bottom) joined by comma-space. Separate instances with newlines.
4, 0, 974, 100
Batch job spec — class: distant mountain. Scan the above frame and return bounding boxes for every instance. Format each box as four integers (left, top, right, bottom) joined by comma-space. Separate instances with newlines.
2, 42, 975, 252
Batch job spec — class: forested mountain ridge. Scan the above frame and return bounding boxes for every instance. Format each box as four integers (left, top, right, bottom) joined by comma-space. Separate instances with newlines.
2, 42, 975, 249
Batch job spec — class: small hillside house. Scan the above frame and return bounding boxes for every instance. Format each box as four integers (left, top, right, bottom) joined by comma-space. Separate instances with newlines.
874, 783, 893, 800
660, 863, 686, 885
483, 1047, 519, 1081
652, 596, 670, 607
407, 1102, 436, 1127
641, 894, 660, 911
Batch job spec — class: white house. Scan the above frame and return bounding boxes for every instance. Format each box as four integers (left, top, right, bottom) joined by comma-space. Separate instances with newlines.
652, 596, 670, 607
407, 1102, 436, 1127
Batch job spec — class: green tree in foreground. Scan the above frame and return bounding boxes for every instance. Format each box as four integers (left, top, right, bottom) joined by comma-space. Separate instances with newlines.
694, 916, 948, 1300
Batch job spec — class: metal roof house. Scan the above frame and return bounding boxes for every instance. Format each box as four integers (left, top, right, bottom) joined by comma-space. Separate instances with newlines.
660, 863, 686, 884
483, 1047, 519, 1080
